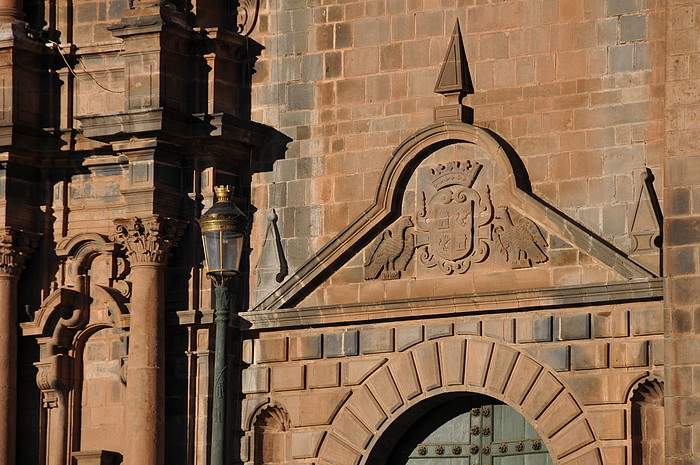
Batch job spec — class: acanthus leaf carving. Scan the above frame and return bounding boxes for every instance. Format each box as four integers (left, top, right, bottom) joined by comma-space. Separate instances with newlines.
112, 216, 187, 265
0, 228, 41, 276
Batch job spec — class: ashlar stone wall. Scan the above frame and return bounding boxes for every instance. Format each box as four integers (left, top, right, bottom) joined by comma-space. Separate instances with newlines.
240, 301, 663, 465
248, 0, 666, 288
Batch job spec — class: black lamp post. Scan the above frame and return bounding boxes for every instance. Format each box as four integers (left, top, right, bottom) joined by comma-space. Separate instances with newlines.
199, 185, 249, 465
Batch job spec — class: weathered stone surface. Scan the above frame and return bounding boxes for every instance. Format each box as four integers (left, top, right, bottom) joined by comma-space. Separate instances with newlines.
588, 409, 626, 440
367, 367, 403, 414
610, 341, 648, 368
630, 308, 664, 335
343, 358, 386, 386
271, 364, 306, 391
413, 342, 441, 391
325, 331, 359, 358
290, 335, 323, 360
521, 372, 564, 420
571, 343, 609, 370
318, 434, 361, 465
485, 345, 518, 394
557, 314, 591, 341
346, 386, 387, 431
255, 338, 288, 363
388, 355, 422, 401
505, 356, 542, 405
425, 323, 453, 340
242, 366, 270, 394
456, 320, 481, 336
548, 419, 595, 459
360, 328, 394, 354
465, 340, 494, 387
276, 391, 350, 427
396, 326, 423, 352
290, 431, 325, 459
308, 362, 340, 389
332, 410, 372, 449
536, 393, 581, 438
440, 339, 466, 386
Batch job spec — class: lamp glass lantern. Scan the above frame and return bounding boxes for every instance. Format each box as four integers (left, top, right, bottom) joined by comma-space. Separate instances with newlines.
199, 185, 249, 278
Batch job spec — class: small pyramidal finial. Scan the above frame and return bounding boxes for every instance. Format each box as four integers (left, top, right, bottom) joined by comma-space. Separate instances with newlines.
434, 20, 474, 123
214, 185, 233, 202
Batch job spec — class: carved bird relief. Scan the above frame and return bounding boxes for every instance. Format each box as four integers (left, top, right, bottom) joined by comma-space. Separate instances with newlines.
493, 207, 548, 269
364, 216, 415, 280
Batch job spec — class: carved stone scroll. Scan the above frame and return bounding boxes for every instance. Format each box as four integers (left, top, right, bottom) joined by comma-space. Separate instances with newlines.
237, 0, 260, 36
112, 216, 187, 265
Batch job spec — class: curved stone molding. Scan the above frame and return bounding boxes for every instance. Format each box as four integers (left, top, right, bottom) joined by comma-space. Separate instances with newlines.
315, 336, 601, 465
22, 232, 131, 339
251, 122, 654, 313
112, 216, 187, 265
0, 227, 41, 276
237, 0, 260, 36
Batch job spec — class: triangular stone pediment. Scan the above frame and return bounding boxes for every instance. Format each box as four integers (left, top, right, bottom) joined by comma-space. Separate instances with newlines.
247, 123, 656, 323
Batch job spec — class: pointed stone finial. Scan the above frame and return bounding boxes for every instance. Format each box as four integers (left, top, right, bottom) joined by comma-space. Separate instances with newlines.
629, 168, 662, 276
434, 20, 474, 123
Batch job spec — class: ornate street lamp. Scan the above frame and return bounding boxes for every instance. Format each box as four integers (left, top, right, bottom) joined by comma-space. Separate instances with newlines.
199, 185, 249, 465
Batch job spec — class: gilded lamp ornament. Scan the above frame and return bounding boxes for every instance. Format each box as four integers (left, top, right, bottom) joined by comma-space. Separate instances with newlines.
199, 185, 249, 285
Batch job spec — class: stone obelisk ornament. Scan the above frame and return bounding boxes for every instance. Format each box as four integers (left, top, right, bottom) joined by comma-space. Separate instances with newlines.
434, 19, 474, 123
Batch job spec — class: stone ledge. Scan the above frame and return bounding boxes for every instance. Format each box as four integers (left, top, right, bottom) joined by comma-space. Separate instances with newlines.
241, 278, 663, 330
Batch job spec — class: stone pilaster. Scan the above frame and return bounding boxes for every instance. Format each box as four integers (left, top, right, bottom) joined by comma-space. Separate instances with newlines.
664, 1, 700, 462
112, 216, 186, 465
0, 228, 39, 465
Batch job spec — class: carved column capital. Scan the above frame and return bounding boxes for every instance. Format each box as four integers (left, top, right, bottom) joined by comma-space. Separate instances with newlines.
0, 228, 41, 277
112, 216, 187, 265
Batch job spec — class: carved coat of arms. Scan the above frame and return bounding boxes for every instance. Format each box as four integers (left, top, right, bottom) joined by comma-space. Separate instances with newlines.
414, 161, 493, 274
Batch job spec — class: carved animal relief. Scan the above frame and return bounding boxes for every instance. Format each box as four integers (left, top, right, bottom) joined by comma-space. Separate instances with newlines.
493, 206, 548, 269
364, 216, 415, 280
363, 160, 549, 279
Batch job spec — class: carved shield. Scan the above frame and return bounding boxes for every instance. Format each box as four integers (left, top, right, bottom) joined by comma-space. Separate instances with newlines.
428, 187, 478, 261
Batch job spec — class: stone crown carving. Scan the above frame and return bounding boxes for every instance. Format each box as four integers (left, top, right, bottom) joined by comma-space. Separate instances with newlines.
112, 216, 187, 265
0, 228, 41, 276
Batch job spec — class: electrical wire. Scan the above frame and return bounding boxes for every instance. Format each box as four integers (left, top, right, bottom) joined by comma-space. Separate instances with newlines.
48, 40, 125, 94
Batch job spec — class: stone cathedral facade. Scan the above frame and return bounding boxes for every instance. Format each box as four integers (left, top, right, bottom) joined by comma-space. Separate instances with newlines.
1, 0, 698, 464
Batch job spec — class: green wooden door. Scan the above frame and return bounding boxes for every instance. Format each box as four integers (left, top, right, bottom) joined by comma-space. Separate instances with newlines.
389, 396, 552, 465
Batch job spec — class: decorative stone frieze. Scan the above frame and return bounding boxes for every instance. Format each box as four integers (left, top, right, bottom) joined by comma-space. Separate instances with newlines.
112, 216, 186, 265
0, 228, 40, 276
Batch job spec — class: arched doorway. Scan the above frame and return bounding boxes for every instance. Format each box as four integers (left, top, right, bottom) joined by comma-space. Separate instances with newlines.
375, 394, 552, 465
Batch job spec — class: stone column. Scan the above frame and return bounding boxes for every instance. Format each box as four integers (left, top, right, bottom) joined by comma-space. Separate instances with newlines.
113, 217, 185, 465
0, 0, 21, 23
0, 229, 38, 465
